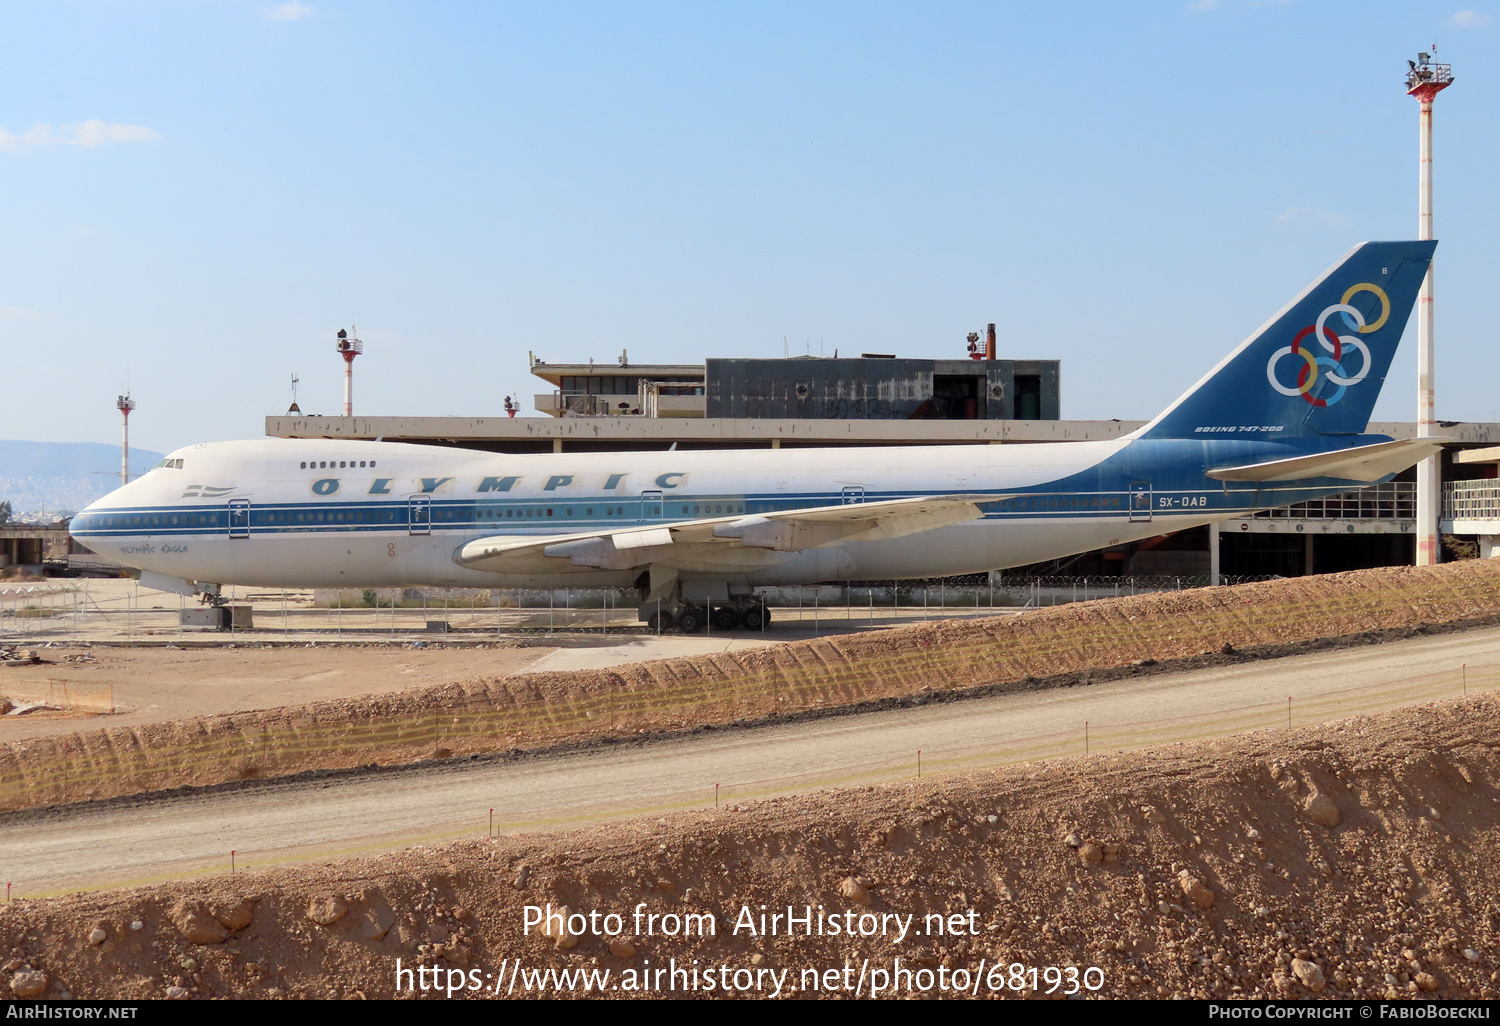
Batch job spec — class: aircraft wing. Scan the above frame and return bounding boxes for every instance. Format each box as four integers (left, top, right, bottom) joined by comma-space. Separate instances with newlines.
454, 494, 1000, 573
1205, 438, 1450, 483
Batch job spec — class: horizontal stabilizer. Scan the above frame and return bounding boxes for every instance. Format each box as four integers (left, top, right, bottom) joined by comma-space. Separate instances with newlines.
1205, 438, 1449, 483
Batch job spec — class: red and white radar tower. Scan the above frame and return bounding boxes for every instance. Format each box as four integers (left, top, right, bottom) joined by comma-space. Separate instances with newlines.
1406, 51, 1453, 565
115, 393, 136, 487
335, 327, 364, 417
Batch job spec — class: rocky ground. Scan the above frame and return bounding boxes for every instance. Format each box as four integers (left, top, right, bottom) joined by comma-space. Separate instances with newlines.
3, 691, 1499, 1000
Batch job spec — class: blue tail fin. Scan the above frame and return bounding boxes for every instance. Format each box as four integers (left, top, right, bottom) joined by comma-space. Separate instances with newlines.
1139, 240, 1436, 439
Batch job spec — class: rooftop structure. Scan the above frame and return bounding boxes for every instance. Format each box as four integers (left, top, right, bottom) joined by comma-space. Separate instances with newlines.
265, 412, 1136, 452
526, 350, 1060, 422
706, 357, 1058, 421
528, 351, 705, 418
265, 412, 1500, 461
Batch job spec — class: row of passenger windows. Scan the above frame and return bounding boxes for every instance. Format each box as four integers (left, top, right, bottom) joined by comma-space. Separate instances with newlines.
467, 507, 628, 520
90, 497, 1126, 532
683, 501, 821, 515
300, 460, 377, 469
96, 513, 215, 528
999, 497, 1122, 511
262, 510, 399, 524
435, 499, 818, 519
93, 504, 766, 530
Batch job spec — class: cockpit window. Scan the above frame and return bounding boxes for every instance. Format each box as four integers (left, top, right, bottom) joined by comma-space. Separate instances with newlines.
155, 458, 185, 470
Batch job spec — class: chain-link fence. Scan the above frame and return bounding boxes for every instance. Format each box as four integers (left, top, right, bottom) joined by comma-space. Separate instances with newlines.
985, 574, 1277, 607
0, 573, 1280, 643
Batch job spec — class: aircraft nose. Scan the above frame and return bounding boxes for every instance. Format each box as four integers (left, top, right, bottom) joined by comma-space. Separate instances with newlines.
74, 492, 111, 530
75, 478, 136, 534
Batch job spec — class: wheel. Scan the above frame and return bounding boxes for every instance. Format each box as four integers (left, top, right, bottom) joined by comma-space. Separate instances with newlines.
741, 605, 766, 631
645, 612, 666, 633
677, 608, 705, 633
711, 606, 740, 631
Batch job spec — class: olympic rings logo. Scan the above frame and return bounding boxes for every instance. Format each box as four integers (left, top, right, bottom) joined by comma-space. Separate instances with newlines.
1265, 283, 1390, 407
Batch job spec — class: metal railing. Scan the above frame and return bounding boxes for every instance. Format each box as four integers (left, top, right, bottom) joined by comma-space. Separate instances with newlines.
1254, 482, 1414, 521
553, 392, 625, 417
1443, 480, 1500, 522
1406, 61, 1453, 91
544, 385, 706, 418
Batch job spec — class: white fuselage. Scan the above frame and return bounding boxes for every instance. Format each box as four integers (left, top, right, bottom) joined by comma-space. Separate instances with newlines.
71, 436, 1291, 590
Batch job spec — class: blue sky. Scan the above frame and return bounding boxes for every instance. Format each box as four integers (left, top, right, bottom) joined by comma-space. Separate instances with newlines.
1, 1, 1495, 452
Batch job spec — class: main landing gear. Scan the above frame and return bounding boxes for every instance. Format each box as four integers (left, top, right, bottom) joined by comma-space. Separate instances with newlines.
641, 598, 771, 633
633, 567, 771, 633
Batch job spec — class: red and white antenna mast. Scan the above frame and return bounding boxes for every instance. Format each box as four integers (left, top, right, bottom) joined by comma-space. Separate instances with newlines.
1406, 51, 1453, 566
115, 393, 136, 487
335, 327, 363, 417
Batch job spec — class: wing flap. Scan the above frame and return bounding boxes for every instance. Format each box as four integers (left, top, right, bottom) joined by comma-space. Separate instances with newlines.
1206, 438, 1449, 483
455, 493, 999, 573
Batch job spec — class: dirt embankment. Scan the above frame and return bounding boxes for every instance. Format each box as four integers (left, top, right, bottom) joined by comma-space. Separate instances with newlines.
5, 560, 1500, 813
0, 643, 551, 742
4, 694, 1500, 1000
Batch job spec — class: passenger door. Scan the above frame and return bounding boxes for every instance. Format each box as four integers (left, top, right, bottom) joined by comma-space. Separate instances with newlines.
409, 495, 431, 536
1129, 482, 1152, 523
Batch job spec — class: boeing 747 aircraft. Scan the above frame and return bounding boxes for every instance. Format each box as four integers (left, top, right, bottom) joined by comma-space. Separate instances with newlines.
72, 241, 1441, 630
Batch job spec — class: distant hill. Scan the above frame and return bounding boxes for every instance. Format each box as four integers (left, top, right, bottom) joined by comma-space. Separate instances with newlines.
0, 440, 166, 519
